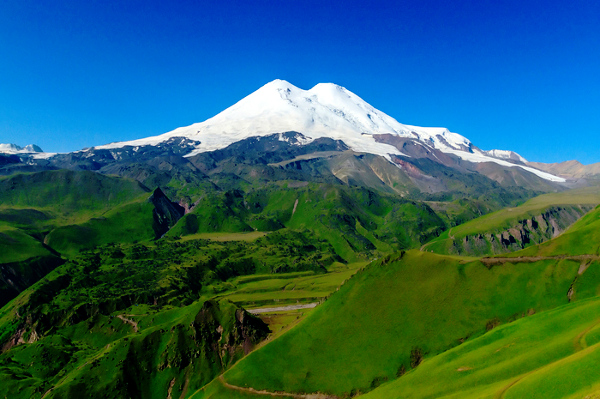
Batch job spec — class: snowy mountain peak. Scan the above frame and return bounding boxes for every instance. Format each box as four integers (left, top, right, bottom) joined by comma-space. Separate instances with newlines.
0, 143, 43, 154
97, 79, 474, 157
94, 79, 564, 182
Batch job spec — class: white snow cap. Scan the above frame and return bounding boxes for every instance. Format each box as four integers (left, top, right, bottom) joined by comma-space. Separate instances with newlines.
0, 143, 43, 154
95, 79, 565, 182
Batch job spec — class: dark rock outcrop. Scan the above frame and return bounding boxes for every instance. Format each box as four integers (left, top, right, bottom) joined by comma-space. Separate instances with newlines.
148, 187, 185, 237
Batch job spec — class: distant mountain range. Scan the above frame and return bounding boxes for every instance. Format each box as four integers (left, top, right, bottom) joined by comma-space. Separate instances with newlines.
3, 79, 598, 187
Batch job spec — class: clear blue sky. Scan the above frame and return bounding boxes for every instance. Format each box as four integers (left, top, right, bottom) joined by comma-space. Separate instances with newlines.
1, 0, 599, 164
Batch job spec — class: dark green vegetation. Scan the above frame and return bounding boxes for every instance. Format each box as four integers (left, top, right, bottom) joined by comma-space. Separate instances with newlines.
0, 231, 343, 398
169, 183, 447, 261
2, 134, 600, 398
0, 170, 154, 306
0, 295, 268, 399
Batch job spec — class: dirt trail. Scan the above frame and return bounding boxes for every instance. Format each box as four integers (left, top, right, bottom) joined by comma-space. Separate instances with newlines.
481, 255, 600, 267
167, 378, 176, 399
219, 375, 338, 399
117, 314, 139, 333
495, 318, 600, 398
574, 318, 600, 352
248, 303, 318, 314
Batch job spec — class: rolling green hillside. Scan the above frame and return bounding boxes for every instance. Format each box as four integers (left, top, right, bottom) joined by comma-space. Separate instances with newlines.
2, 157, 599, 399
0, 170, 159, 306
0, 170, 149, 216
169, 183, 446, 262
362, 295, 600, 399
191, 187, 600, 398
220, 250, 599, 396
0, 226, 65, 308
508, 203, 600, 258
45, 199, 157, 257
423, 187, 600, 256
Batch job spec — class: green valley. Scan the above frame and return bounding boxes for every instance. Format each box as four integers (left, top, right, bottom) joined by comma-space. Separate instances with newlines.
1, 136, 599, 399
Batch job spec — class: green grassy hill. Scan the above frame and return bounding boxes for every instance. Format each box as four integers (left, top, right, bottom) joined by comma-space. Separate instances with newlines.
2, 163, 599, 399
0, 230, 344, 398
0, 170, 158, 306
44, 199, 157, 257
170, 183, 446, 262
0, 170, 149, 215
423, 187, 600, 256
361, 294, 600, 399
208, 196, 600, 397
0, 226, 65, 308
219, 250, 599, 397
511, 204, 600, 257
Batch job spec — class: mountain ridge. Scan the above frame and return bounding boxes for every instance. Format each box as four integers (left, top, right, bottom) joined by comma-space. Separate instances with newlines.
1, 79, 572, 183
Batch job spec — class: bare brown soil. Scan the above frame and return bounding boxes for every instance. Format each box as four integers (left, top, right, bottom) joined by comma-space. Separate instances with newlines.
480, 255, 600, 267
117, 314, 139, 333
219, 375, 338, 399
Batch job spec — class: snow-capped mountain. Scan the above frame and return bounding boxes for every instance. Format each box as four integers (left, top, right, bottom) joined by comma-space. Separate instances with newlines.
94, 79, 563, 182
0, 143, 43, 154
98, 79, 473, 157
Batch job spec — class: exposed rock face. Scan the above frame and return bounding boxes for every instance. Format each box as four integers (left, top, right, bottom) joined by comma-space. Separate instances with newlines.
148, 187, 185, 237
450, 205, 593, 256
193, 300, 270, 366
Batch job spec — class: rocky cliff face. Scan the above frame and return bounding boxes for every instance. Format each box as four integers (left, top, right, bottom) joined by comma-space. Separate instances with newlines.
449, 205, 593, 256
148, 187, 185, 237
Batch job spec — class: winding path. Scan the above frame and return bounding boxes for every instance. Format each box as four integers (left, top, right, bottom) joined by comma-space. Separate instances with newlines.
481, 255, 600, 267
248, 303, 318, 314
218, 375, 338, 399
116, 314, 139, 333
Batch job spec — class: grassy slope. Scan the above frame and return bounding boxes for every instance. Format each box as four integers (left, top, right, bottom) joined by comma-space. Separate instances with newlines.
0, 226, 53, 263
222, 250, 591, 396
221, 262, 365, 308
362, 294, 600, 399
45, 199, 157, 257
512, 204, 600, 257
0, 170, 149, 216
169, 183, 446, 262
216, 190, 600, 398
0, 170, 158, 307
0, 170, 153, 258
423, 187, 600, 255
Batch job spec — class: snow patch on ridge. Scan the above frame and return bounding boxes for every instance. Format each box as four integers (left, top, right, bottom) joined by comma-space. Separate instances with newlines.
444, 148, 564, 182
484, 149, 528, 163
